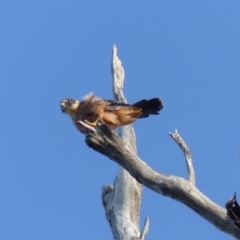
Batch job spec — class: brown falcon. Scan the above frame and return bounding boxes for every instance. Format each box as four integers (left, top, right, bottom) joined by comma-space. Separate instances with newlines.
60, 93, 164, 134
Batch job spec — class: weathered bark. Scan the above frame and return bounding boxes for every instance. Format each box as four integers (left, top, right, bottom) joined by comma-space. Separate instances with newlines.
86, 124, 240, 239
226, 193, 240, 229
100, 46, 149, 240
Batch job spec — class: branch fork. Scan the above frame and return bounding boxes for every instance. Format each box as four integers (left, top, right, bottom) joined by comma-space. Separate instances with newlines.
86, 122, 240, 239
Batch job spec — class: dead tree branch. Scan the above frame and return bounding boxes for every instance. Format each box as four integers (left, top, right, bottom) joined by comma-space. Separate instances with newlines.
100, 45, 146, 240
86, 124, 240, 239
169, 129, 195, 185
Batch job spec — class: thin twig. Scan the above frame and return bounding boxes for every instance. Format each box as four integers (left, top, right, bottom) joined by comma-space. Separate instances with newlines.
169, 129, 195, 185
140, 215, 149, 240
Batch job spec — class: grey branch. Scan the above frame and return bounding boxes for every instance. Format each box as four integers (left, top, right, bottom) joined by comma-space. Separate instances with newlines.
111, 44, 125, 103
100, 45, 145, 240
140, 215, 149, 240
86, 124, 240, 239
169, 129, 195, 185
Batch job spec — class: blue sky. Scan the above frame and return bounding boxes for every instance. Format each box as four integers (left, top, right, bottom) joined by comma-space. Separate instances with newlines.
1, 1, 240, 239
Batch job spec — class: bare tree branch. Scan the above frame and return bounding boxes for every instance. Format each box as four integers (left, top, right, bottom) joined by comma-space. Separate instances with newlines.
101, 45, 145, 240
169, 129, 195, 185
86, 124, 240, 239
140, 216, 149, 240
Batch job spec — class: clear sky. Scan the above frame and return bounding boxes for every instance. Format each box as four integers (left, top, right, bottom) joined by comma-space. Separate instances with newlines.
1, 1, 240, 239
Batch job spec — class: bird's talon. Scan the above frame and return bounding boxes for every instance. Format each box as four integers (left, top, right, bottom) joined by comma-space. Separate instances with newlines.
84, 119, 98, 127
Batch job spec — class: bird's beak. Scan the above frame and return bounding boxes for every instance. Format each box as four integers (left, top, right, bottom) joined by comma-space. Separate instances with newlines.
60, 101, 66, 113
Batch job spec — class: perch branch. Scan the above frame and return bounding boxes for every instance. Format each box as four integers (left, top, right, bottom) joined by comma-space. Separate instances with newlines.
169, 129, 195, 185
86, 124, 240, 239
100, 45, 145, 240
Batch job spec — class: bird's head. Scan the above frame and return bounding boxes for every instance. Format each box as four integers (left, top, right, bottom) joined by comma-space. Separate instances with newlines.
60, 98, 80, 118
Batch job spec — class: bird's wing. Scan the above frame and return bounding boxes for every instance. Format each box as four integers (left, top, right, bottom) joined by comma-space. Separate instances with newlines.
104, 100, 133, 110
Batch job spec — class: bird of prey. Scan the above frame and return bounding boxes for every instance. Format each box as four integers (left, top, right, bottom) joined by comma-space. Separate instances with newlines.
60, 93, 164, 134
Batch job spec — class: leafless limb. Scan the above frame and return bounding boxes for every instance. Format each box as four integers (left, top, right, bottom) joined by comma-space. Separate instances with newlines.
169, 129, 195, 185
86, 124, 240, 239
100, 45, 145, 240
140, 215, 149, 240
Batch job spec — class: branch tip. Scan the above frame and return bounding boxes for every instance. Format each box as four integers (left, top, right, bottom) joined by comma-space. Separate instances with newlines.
169, 130, 195, 185
140, 215, 150, 240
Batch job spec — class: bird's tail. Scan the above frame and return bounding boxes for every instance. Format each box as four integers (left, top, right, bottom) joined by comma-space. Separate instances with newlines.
133, 98, 164, 118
